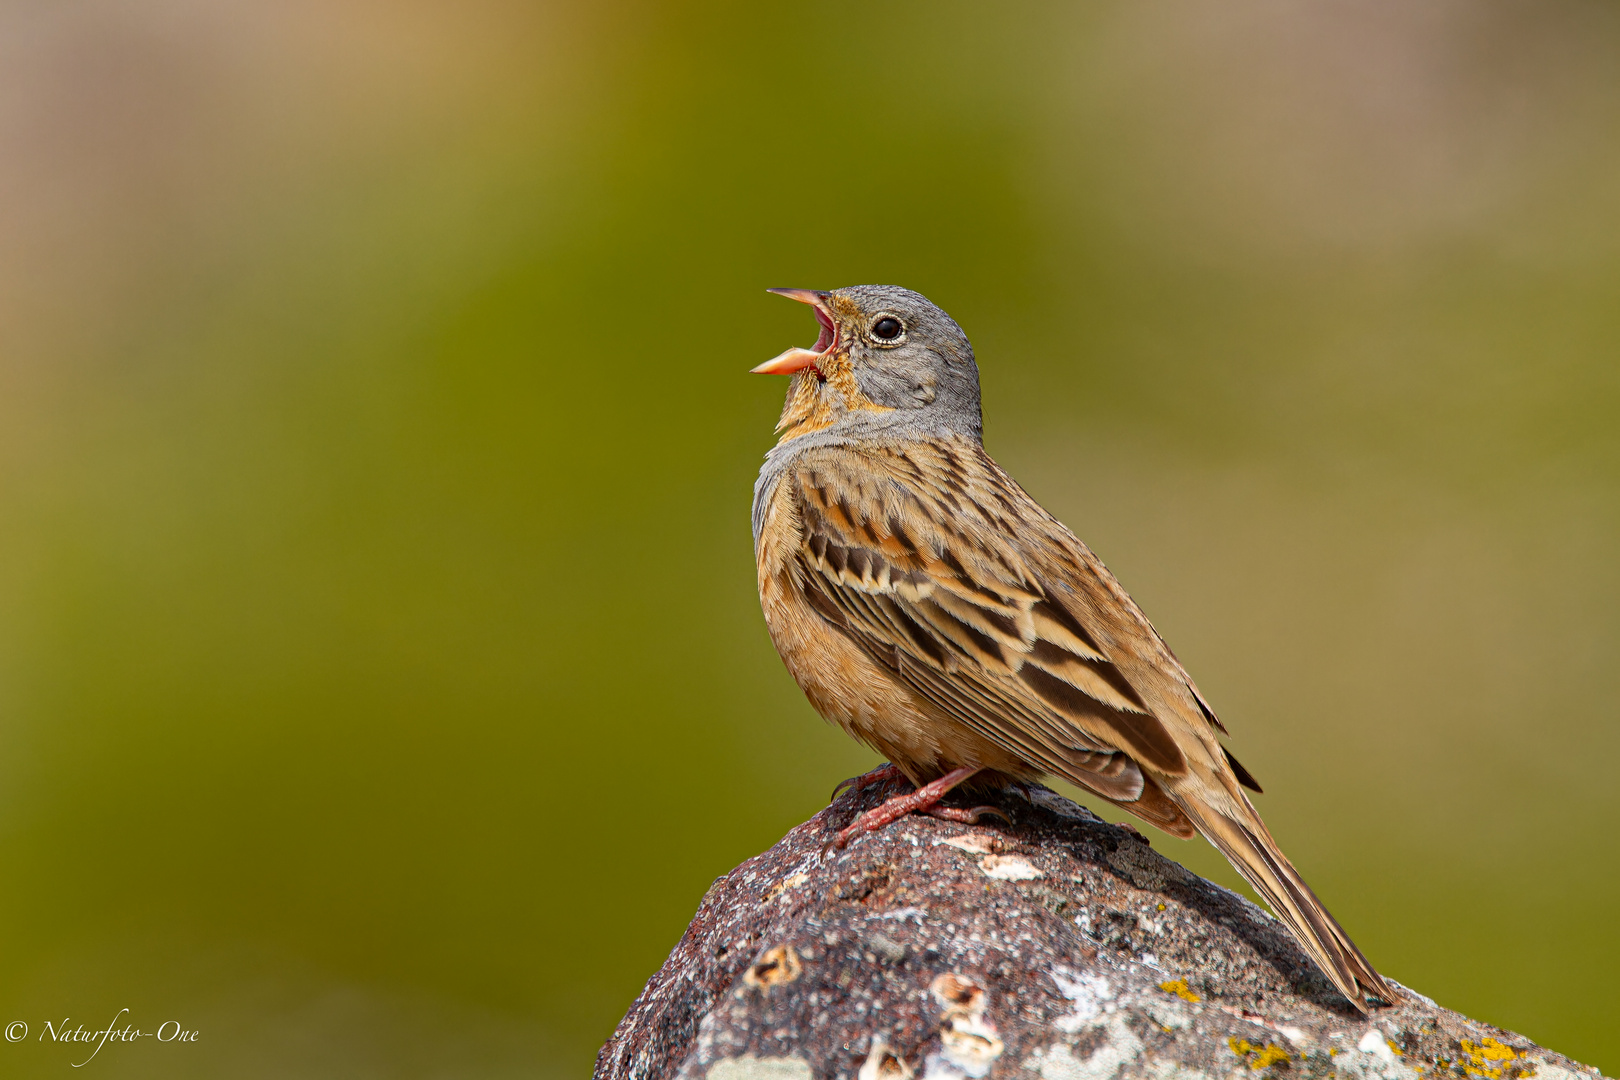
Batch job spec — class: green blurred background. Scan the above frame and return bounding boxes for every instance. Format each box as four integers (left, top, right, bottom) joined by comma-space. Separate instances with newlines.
0, 1, 1617, 1075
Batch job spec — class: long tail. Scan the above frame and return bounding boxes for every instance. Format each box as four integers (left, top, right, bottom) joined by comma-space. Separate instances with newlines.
1176, 793, 1395, 1012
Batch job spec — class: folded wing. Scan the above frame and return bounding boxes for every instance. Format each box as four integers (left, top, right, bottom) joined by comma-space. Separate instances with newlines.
790, 440, 1210, 833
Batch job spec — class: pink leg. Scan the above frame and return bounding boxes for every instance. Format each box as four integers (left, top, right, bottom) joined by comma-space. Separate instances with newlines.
833, 766, 982, 848
830, 762, 904, 803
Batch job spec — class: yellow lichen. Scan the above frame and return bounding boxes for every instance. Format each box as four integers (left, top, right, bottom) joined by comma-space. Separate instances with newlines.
1229, 1038, 1291, 1070
1253, 1045, 1291, 1070
1461, 1038, 1520, 1079
1159, 978, 1201, 1003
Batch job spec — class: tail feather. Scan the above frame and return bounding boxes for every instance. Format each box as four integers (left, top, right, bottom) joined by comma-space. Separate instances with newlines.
1177, 795, 1395, 1012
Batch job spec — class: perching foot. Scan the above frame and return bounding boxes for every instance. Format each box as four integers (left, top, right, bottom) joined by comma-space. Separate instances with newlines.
832, 766, 980, 848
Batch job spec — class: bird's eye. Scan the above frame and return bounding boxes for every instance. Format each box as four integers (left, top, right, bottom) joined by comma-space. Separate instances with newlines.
871, 316, 904, 342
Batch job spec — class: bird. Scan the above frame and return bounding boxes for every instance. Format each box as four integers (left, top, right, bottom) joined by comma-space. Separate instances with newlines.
749, 284, 1395, 1012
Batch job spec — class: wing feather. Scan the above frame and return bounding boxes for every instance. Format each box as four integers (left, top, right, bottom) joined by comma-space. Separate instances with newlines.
789, 441, 1197, 788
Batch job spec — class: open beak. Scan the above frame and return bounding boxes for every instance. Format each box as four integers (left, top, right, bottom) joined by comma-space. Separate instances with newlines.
753, 288, 836, 377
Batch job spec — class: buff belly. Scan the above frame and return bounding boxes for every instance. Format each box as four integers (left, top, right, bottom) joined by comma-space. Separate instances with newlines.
757, 563, 1032, 786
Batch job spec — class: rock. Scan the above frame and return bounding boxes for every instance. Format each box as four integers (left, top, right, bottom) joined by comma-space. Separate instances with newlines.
596, 780, 1608, 1080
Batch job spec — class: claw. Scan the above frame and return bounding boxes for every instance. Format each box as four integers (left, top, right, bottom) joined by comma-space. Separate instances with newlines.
830, 762, 903, 803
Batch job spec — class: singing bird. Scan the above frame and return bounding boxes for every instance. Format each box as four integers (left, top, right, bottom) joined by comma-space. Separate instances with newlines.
750, 284, 1394, 1012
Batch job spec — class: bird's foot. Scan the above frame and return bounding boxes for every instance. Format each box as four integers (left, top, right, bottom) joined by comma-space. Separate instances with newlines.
925, 804, 1011, 826
830, 762, 904, 803
832, 766, 979, 848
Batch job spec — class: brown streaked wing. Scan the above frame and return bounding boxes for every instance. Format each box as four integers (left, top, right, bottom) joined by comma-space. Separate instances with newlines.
789, 445, 1190, 784
801, 570, 1135, 791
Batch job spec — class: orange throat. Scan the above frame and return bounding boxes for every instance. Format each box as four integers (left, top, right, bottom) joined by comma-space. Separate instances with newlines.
775, 353, 892, 444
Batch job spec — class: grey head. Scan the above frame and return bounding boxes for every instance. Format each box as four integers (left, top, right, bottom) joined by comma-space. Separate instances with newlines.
753, 285, 982, 444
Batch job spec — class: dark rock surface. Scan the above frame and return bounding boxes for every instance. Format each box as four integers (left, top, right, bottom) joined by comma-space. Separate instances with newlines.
596, 780, 1608, 1080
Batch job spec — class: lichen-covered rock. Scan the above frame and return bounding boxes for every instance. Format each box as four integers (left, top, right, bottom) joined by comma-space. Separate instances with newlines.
596, 781, 1607, 1080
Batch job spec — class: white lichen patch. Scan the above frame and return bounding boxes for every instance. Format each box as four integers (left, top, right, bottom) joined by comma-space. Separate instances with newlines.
1146, 1060, 1212, 1080
936, 1012, 1004, 1077
1025, 1043, 1090, 1080
1048, 967, 1112, 1031
937, 833, 998, 854
1358, 1028, 1397, 1064
1523, 1063, 1587, 1080
1022, 1015, 1144, 1080
1326, 1028, 1424, 1080
921, 1054, 973, 1080
1140, 994, 1191, 1032
979, 854, 1042, 881
705, 1055, 814, 1080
